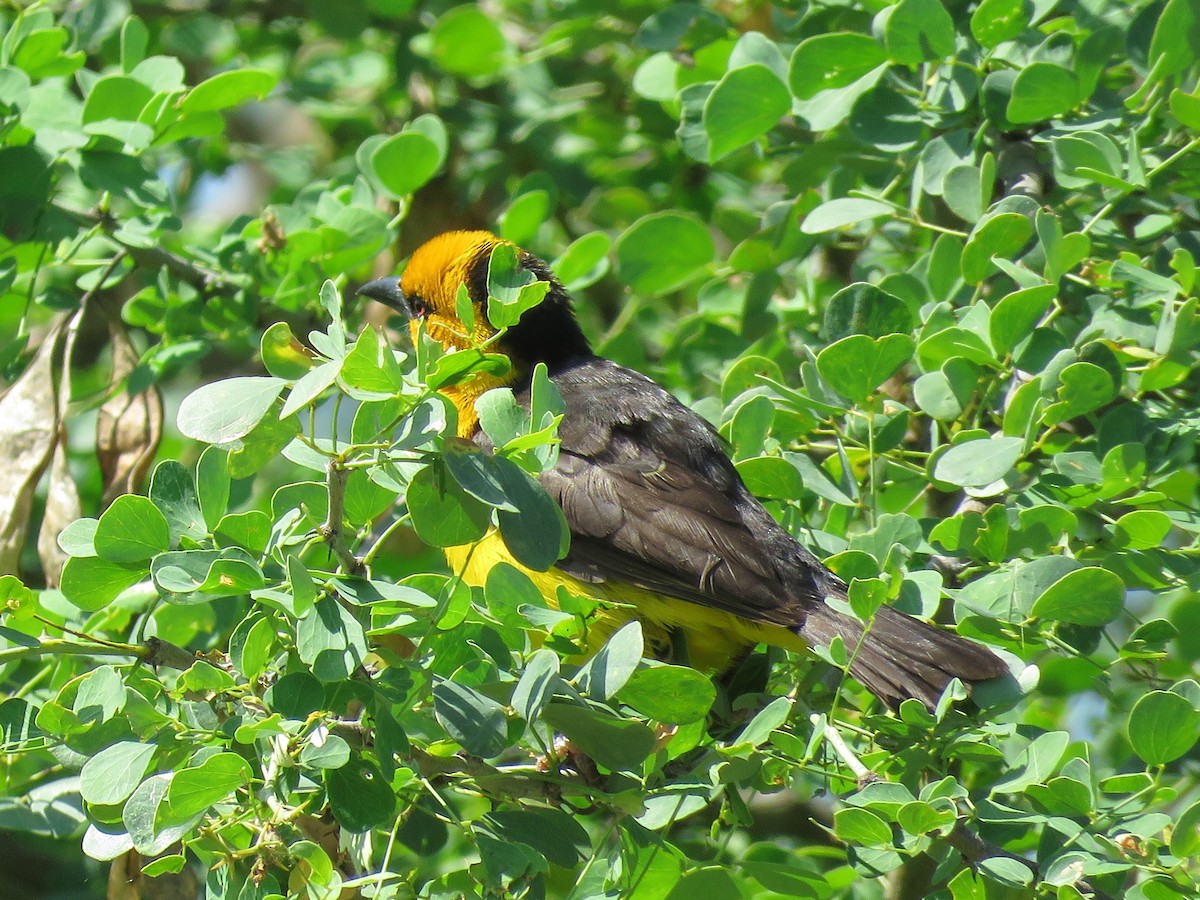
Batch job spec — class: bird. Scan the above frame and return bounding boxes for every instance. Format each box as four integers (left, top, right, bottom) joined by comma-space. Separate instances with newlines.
357, 230, 1008, 710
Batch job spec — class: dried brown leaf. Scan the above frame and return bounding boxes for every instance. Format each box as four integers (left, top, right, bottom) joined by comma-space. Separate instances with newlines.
36, 428, 81, 587
98, 312, 162, 507
0, 322, 64, 576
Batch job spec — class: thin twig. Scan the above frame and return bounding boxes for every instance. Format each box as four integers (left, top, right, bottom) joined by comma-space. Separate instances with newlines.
0, 637, 193, 669
52, 203, 238, 295
318, 459, 365, 575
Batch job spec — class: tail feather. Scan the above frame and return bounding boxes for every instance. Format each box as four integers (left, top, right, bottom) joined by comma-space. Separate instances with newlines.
799, 603, 1007, 710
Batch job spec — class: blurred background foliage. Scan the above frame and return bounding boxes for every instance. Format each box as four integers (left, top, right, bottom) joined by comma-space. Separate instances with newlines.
3, 0, 1200, 897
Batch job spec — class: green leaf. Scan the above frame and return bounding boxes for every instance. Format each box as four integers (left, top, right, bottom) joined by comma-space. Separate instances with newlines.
822, 283, 913, 340
1150, 0, 1200, 79
296, 596, 368, 682
123, 774, 201, 856
512, 649, 560, 722
498, 190, 551, 246
897, 800, 955, 836
961, 213, 1033, 284
1128, 691, 1200, 765
94, 494, 170, 563
575, 621, 643, 701
616, 212, 714, 295
735, 456, 805, 501
196, 447, 230, 530
433, 678, 509, 758
179, 69, 276, 113
163, 753, 249, 819
737, 696, 792, 747
430, 6, 509, 77
883, 0, 956, 65
1007, 63, 1080, 124
1030, 567, 1124, 626
231, 615, 276, 679
800, 198, 892, 234
406, 463, 492, 547
702, 64, 790, 161
177, 377, 286, 444
493, 456, 570, 571
618, 665, 716, 724
833, 807, 893, 846
340, 328, 404, 395
551, 232, 611, 290
300, 734, 351, 770
992, 730, 1069, 792
486, 242, 550, 328
265, 671, 326, 719
80, 741, 156, 805
978, 857, 1033, 887
485, 808, 589, 868
944, 164, 986, 223
82, 75, 153, 123
541, 703, 656, 772
148, 461, 206, 545
1042, 362, 1117, 425
56, 518, 98, 558
933, 436, 1023, 488
970, 0, 1029, 47
913, 361, 977, 422
989, 285, 1056, 355
1170, 799, 1200, 858
1113, 510, 1172, 550
788, 33, 887, 99
60, 556, 146, 611
1170, 87, 1200, 131
370, 132, 443, 198
816, 334, 914, 404
324, 758, 395, 833
427, 348, 510, 390
261, 321, 316, 380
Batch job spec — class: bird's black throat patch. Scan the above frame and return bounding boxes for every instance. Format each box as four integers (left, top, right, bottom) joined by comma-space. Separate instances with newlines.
464, 246, 595, 376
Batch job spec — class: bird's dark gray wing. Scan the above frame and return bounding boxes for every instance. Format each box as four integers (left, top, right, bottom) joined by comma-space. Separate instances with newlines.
515, 357, 837, 626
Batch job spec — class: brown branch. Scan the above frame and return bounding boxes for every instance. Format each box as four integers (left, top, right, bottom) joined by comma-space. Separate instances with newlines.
52, 203, 240, 296
0, 636, 194, 670
409, 747, 589, 805
318, 459, 365, 576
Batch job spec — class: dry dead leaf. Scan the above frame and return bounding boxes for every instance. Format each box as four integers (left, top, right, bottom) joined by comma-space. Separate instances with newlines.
36, 428, 81, 587
98, 307, 163, 507
0, 321, 65, 576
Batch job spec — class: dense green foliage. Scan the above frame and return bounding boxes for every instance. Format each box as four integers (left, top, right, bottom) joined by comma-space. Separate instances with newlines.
2, 0, 1200, 898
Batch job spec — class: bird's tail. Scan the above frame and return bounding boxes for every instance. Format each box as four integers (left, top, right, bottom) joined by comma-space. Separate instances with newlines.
798, 602, 1007, 710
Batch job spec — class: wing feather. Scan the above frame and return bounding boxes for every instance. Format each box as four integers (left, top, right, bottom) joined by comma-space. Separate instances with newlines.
515, 358, 831, 626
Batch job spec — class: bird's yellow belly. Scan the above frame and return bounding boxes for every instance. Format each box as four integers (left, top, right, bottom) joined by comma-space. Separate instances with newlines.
445, 532, 807, 672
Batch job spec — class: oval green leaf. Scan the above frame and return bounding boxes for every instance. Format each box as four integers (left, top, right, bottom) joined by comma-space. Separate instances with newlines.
1128, 690, 1200, 765
1030, 566, 1124, 626
615, 212, 714, 296
703, 64, 790, 161
177, 376, 286, 444
933, 436, 1024, 488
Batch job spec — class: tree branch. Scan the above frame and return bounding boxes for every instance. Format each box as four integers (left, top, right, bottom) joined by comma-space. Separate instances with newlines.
51, 203, 241, 297
0, 636, 194, 670
319, 459, 365, 576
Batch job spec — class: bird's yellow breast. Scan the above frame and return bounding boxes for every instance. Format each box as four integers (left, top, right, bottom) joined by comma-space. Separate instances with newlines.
445, 532, 807, 671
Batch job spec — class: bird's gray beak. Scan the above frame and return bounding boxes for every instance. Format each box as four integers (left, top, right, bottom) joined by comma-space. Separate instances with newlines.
357, 276, 411, 317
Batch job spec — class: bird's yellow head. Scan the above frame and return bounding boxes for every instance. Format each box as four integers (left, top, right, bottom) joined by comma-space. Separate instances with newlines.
359, 229, 592, 365
374, 229, 504, 352
358, 230, 593, 434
